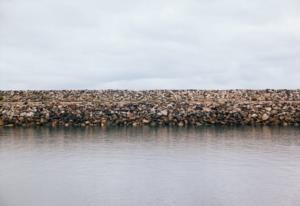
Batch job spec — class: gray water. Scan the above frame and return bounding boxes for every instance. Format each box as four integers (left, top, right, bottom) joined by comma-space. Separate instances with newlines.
0, 127, 300, 206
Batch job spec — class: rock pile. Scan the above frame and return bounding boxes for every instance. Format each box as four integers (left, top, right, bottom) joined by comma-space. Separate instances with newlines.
0, 90, 300, 127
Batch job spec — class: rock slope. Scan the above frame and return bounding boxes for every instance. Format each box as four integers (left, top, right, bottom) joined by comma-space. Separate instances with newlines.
0, 90, 300, 127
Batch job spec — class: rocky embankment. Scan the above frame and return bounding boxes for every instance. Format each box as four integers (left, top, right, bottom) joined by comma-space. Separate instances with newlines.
1, 90, 300, 127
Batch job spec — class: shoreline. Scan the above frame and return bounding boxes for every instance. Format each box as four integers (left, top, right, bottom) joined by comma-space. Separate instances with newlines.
1, 90, 300, 127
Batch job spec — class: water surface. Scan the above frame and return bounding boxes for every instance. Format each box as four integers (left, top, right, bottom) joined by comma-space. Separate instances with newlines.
0, 127, 300, 206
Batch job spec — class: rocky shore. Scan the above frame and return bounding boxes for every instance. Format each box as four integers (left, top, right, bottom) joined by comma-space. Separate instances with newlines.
1, 90, 300, 127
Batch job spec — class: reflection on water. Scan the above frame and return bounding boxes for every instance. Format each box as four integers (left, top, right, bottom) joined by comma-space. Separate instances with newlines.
0, 126, 300, 206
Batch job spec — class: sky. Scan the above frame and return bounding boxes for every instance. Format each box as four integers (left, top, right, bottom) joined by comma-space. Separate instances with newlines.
0, 0, 300, 90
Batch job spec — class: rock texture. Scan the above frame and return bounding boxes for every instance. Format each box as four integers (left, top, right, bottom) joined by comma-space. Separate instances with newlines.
0, 90, 300, 127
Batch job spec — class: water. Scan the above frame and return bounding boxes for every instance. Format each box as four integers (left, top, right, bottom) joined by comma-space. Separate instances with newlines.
0, 127, 300, 206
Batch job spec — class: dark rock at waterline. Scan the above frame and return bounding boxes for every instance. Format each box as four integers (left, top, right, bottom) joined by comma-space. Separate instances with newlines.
0, 90, 300, 127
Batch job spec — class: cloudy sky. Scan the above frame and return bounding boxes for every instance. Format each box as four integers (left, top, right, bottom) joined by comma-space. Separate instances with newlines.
0, 0, 300, 90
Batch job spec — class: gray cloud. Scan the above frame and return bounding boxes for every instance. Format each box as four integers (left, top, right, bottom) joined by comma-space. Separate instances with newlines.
1, 0, 300, 89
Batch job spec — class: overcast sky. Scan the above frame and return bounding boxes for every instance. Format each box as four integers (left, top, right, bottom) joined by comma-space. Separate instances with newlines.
0, 0, 300, 90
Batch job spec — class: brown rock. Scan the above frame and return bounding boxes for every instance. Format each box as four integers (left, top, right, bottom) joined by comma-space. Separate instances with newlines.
251, 114, 258, 118
265, 107, 272, 112
178, 122, 184, 127
142, 119, 150, 124
262, 114, 269, 121
160, 110, 168, 116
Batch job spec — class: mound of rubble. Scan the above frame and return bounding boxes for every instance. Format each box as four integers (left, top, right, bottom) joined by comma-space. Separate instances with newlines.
0, 90, 300, 127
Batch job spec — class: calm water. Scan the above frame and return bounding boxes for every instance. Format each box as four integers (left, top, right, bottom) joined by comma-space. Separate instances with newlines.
0, 127, 300, 206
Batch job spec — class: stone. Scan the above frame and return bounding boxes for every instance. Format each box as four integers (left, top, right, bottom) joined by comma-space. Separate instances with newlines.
251, 114, 258, 118
178, 122, 184, 127
142, 119, 150, 124
150, 108, 156, 114
262, 114, 269, 121
196, 122, 202, 126
26, 112, 34, 117
217, 98, 226, 104
203, 107, 211, 112
265, 107, 272, 112
51, 121, 57, 127
0, 118, 3, 126
160, 110, 168, 116
150, 122, 157, 127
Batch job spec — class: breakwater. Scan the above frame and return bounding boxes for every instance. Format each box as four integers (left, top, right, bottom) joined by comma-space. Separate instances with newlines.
1, 90, 300, 127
